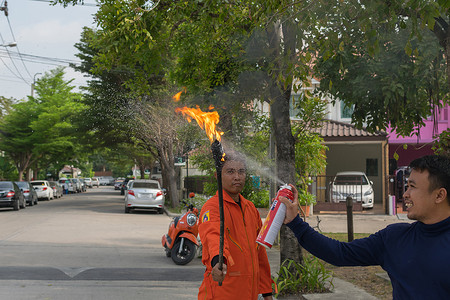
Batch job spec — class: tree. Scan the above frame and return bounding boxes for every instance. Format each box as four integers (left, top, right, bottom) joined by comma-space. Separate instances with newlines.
55, 0, 314, 266
0, 101, 37, 180
0, 68, 86, 180
56, 0, 450, 270
135, 99, 203, 207
312, 4, 449, 136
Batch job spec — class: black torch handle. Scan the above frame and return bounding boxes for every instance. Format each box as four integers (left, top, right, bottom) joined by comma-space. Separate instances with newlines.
217, 171, 224, 286
211, 139, 225, 287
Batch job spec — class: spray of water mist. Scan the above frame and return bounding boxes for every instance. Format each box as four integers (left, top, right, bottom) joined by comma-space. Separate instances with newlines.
219, 137, 285, 187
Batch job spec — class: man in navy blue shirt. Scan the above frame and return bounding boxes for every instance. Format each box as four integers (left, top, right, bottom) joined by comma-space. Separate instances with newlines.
280, 155, 450, 299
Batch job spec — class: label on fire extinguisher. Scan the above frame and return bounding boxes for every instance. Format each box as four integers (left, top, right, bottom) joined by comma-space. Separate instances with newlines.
256, 184, 294, 249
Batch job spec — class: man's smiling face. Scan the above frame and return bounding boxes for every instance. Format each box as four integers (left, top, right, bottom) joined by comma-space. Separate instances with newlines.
404, 169, 440, 224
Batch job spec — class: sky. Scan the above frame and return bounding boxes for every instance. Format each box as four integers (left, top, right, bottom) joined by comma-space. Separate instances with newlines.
0, 0, 98, 100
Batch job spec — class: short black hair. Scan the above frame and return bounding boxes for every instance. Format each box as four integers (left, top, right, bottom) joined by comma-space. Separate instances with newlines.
223, 150, 247, 168
409, 155, 450, 204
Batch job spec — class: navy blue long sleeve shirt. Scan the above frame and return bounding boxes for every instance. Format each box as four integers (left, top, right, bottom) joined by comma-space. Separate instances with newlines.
287, 215, 450, 299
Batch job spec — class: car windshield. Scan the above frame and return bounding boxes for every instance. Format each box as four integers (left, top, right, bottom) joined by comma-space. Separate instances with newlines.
334, 175, 368, 185
15, 182, 27, 188
31, 182, 46, 186
132, 182, 159, 189
0, 182, 12, 189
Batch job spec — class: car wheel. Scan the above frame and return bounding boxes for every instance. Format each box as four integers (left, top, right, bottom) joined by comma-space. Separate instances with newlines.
125, 207, 131, 213
158, 208, 164, 214
29, 199, 34, 206
34, 199, 38, 205
20, 200, 26, 209
13, 199, 19, 211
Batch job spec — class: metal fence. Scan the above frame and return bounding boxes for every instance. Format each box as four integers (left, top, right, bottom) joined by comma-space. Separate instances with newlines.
307, 175, 365, 212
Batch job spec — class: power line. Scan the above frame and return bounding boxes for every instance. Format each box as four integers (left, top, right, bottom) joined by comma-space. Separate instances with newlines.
29, 0, 98, 7
5, 14, 33, 78
0, 49, 81, 66
0, 32, 30, 84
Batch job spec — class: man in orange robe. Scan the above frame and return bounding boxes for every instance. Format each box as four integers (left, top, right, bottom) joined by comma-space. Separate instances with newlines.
198, 153, 274, 299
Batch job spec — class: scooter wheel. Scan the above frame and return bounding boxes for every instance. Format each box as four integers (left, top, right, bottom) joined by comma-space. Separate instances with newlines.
171, 240, 196, 265
165, 247, 171, 258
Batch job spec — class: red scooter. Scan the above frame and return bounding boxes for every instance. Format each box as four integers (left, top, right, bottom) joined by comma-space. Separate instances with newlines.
161, 199, 199, 265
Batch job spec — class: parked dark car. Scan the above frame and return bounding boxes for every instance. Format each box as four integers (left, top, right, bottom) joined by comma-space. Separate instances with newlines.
0, 181, 26, 211
114, 178, 124, 190
15, 181, 38, 206
49, 181, 63, 198
120, 178, 133, 195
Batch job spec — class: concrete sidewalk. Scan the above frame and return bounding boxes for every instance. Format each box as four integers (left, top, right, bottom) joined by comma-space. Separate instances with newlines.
266, 213, 413, 299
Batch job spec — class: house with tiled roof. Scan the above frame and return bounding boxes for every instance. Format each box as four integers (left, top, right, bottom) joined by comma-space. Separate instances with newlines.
290, 79, 389, 213
311, 119, 388, 210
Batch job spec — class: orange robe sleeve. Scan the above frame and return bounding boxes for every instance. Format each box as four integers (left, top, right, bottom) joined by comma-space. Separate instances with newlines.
198, 196, 235, 269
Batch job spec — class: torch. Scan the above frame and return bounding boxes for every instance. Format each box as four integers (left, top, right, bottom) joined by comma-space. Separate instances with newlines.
174, 97, 225, 285
211, 139, 225, 286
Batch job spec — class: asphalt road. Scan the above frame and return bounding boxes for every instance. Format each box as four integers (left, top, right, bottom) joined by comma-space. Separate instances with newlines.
0, 186, 204, 300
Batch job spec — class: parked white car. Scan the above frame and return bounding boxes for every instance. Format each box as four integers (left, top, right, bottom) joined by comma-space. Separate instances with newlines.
91, 177, 100, 188
31, 180, 54, 201
124, 179, 164, 214
329, 171, 374, 209
83, 178, 93, 188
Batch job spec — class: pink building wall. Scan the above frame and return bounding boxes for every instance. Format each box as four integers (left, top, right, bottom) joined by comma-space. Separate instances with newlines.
387, 106, 450, 167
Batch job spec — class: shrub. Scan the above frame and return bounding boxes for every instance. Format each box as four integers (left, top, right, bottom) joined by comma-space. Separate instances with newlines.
274, 257, 333, 296
246, 188, 270, 208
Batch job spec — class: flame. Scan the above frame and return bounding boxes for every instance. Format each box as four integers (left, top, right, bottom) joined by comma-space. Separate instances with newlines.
172, 87, 187, 102
175, 105, 224, 142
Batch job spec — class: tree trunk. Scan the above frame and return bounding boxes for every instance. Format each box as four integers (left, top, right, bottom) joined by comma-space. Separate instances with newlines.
270, 84, 303, 267
266, 19, 303, 268
158, 143, 180, 207
139, 164, 146, 179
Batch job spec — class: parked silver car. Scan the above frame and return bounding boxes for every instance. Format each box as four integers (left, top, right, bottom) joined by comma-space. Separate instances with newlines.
49, 181, 63, 198
70, 178, 82, 193
31, 180, 54, 201
15, 181, 38, 206
124, 179, 164, 214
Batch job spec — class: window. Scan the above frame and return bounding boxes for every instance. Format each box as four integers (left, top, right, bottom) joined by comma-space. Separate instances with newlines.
366, 159, 378, 176
289, 94, 302, 119
340, 101, 354, 119
132, 182, 159, 189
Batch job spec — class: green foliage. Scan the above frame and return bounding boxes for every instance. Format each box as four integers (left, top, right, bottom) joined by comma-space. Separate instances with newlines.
201, 174, 270, 208
313, 11, 449, 136
292, 96, 328, 206
433, 129, 450, 157
274, 257, 334, 296
0, 157, 18, 180
246, 188, 270, 208
0, 68, 88, 180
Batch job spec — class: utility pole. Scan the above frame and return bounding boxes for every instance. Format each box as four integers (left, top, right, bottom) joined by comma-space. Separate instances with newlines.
31, 72, 42, 97
0, 1, 8, 17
